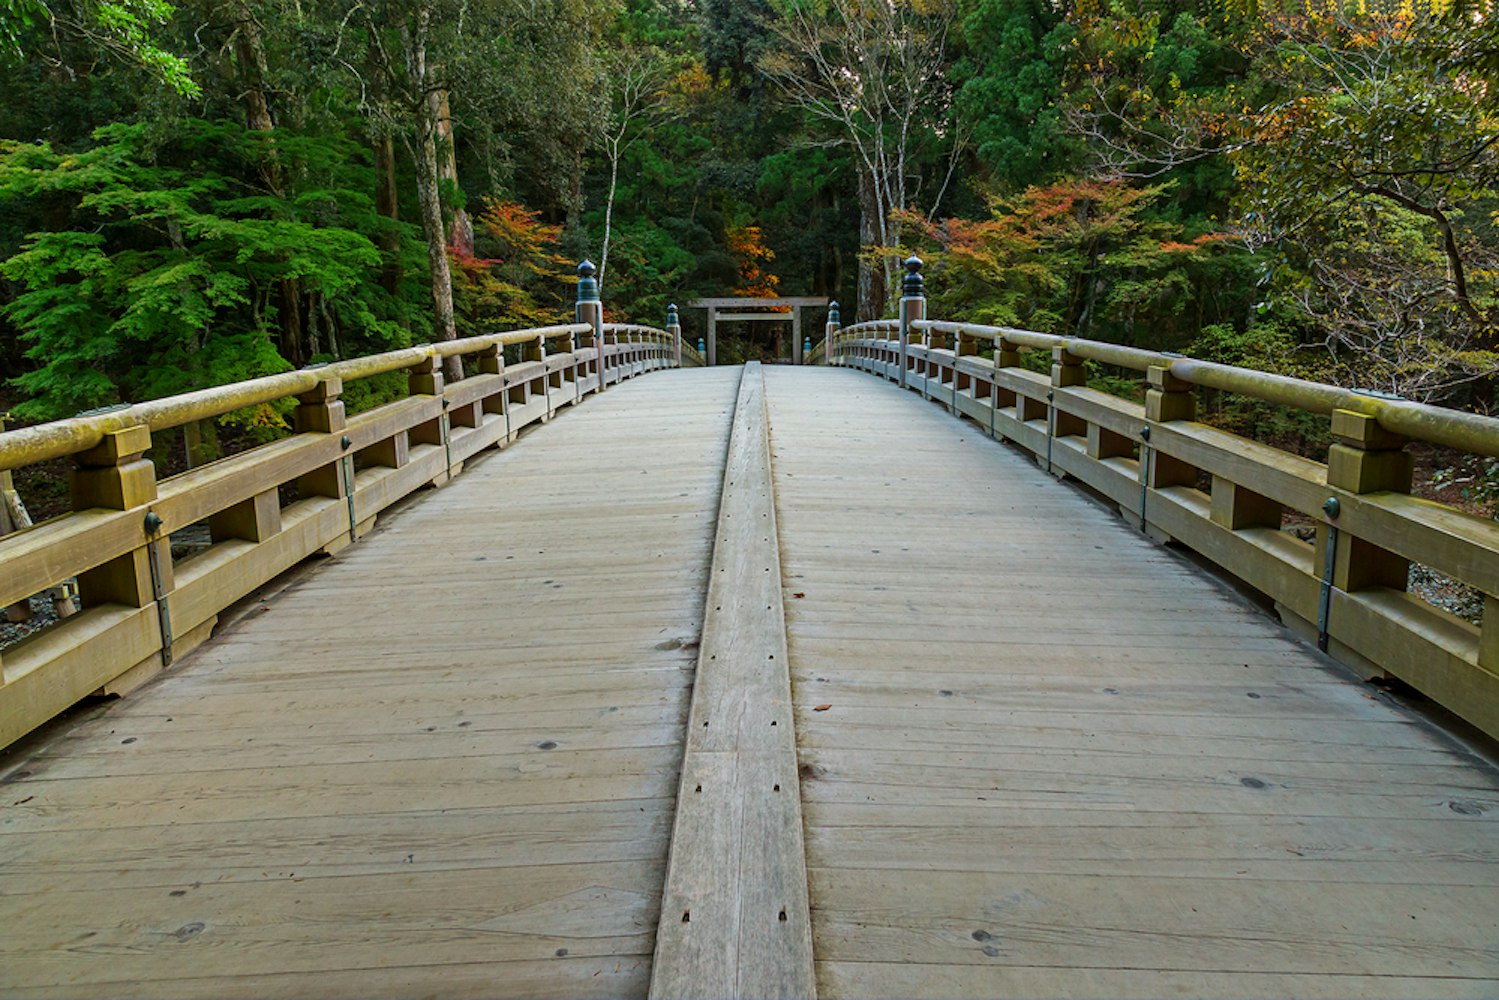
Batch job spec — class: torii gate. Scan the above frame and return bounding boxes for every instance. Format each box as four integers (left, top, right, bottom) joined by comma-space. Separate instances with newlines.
688, 297, 831, 366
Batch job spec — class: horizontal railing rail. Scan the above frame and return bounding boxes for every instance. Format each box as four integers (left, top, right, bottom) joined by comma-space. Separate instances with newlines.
828, 263, 1499, 741
0, 263, 678, 749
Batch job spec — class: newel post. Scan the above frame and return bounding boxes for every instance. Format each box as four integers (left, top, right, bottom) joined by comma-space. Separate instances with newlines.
1322, 405, 1413, 592
825, 301, 841, 366
73, 423, 160, 611
576, 260, 604, 389
898, 256, 925, 389
667, 303, 682, 367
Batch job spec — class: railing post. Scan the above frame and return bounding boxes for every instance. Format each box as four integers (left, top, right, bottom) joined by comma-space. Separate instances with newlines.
1483, 596, 1499, 672
1137, 364, 1197, 536
295, 374, 361, 545
668, 303, 682, 367
1321, 407, 1413, 593
1049, 347, 1088, 451
898, 255, 925, 389
407, 352, 457, 480
1144, 365, 1197, 485
576, 260, 604, 389
825, 301, 840, 365
475, 342, 507, 437
73, 424, 160, 613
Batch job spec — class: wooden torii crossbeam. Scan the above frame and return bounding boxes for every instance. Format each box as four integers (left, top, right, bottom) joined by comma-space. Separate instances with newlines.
688, 297, 830, 366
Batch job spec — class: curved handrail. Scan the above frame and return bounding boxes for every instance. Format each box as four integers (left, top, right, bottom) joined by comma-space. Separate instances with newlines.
0, 324, 594, 472
910, 320, 1499, 459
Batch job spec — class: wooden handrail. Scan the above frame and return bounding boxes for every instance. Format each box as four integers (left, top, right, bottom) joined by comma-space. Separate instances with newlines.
830, 302, 1499, 741
914, 320, 1499, 459
0, 312, 678, 749
0, 324, 593, 472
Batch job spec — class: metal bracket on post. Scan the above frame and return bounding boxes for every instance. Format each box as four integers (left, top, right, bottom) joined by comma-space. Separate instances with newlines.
340, 435, 357, 543
440, 401, 454, 474
143, 510, 174, 667
1045, 390, 1056, 474
1318, 496, 1341, 652
1138, 426, 1152, 532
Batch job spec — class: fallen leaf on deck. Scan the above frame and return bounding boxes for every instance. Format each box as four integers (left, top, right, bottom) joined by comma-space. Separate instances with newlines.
793, 592, 806, 598
813, 704, 832, 712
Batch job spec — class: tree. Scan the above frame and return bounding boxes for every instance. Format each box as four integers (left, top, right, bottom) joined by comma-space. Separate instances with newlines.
1061, 1, 1499, 401
895, 178, 1234, 344
2, 0, 198, 95
0, 121, 405, 420
597, 44, 676, 290
952, 0, 1078, 189
760, 0, 963, 320
1231, 7, 1499, 399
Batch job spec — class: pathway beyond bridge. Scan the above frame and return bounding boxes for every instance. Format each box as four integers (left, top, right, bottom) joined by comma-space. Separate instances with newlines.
2, 365, 1498, 998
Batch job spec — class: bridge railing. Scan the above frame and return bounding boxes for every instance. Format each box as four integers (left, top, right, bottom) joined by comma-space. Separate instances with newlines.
828, 259, 1499, 741
0, 262, 678, 749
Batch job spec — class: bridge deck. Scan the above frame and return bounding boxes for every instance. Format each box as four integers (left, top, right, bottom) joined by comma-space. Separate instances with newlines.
3, 365, 1499, 998
0, 368, 741, 998
768, 369, 1499, 998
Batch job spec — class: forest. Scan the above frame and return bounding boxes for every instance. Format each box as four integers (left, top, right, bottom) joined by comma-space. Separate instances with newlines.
0, 0, 1495, 463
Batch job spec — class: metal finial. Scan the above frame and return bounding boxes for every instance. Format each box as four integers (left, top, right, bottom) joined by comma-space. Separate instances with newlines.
697, 338, 706, 353
667, 303, 679, 327
828, 300, 841, 325
576, 260, 600, 304
902, 255, 925, 298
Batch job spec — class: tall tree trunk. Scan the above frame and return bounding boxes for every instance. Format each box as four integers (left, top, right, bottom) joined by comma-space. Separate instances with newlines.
403, 5, 462, 382
374, 131, 402, 298
430, 86, 473, 257
415, 117, 462, 381
230, 1, 303, 365
600, 145, 620, 289
856, 166, 886, 321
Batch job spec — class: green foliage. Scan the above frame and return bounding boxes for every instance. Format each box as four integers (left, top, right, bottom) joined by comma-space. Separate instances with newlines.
1, 0, 197, 95
953, 0, 1078, 187
896, 178, 1241, 347
0, 120, 413, 422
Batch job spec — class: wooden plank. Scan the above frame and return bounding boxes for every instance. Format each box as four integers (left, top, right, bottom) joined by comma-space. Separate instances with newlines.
0, 367, 743, 999
651, 363, 816, 1000
818, 962, 1499, 1000
762, 366, 1499, 999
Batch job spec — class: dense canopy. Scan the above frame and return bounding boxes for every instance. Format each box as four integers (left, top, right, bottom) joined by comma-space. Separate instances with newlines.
0, 0, 1493, 456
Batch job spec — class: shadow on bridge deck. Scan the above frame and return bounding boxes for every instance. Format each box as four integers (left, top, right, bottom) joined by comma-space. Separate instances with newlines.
2, 364, 1497, 999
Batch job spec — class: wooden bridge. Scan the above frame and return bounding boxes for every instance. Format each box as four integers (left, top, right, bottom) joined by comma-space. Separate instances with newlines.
3, 261, 1499, 998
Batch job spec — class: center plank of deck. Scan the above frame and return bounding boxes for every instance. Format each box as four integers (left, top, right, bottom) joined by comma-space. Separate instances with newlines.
0, 367, 742, 1000
764, 366, 1499, 1000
